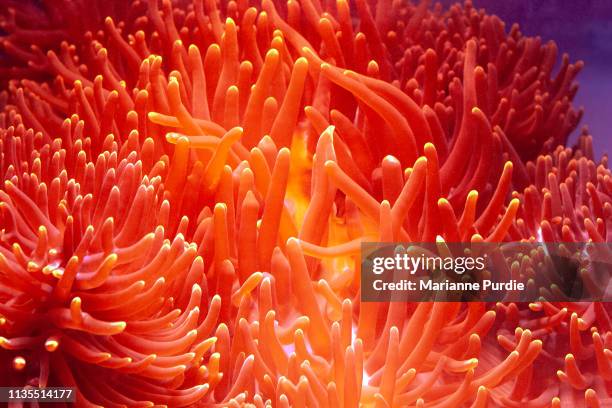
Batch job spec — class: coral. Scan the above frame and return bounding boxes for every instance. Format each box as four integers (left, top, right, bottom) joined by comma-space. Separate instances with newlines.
0, 0, 610, 406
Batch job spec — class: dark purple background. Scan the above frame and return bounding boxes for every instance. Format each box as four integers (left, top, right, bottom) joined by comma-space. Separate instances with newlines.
442, 0, 612, 158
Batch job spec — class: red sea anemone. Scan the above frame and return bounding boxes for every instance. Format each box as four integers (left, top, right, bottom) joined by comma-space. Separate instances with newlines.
0, 0, 610, 406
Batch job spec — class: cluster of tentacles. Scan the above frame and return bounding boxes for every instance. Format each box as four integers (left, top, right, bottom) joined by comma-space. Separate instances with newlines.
0, 0, 610, 406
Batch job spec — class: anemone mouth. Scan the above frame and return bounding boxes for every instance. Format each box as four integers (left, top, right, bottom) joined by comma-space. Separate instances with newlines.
0, 0, 610, 406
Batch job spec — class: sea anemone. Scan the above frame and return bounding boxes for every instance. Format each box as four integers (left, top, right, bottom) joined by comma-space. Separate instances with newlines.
0, 0, 610, 406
